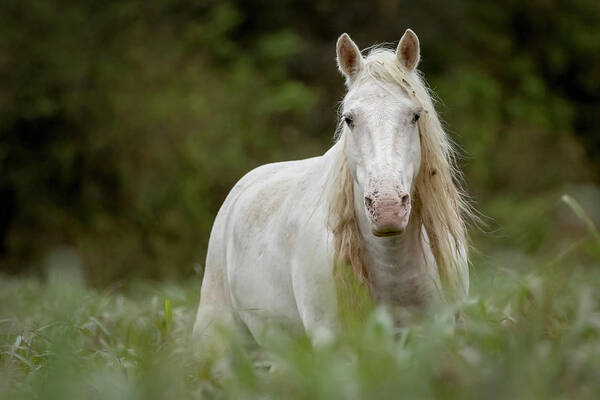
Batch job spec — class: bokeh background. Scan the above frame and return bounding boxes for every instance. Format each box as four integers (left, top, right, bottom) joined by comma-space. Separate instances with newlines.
1, 0, 599, 285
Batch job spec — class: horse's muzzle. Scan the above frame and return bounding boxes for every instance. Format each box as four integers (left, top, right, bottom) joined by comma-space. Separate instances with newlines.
364, 190, 411, 236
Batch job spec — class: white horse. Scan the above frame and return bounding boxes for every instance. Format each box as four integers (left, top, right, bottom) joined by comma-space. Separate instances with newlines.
193, 29, 473, 347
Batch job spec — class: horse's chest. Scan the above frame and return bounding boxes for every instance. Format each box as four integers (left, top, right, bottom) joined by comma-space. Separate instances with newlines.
369, 261, 436, 308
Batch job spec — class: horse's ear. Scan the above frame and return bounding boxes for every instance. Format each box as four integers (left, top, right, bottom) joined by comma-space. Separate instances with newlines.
396, 29, 420, 71
336, 33, 363, 82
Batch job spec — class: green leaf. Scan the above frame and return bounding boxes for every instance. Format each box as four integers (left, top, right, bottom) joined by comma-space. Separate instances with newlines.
164, 298, 172, 334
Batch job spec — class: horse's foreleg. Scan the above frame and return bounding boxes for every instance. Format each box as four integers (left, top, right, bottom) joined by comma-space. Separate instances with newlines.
192, 253, 239, 379
292, 261, 339, 347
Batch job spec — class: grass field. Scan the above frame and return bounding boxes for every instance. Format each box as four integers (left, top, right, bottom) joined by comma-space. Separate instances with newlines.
1, 204, 600, 399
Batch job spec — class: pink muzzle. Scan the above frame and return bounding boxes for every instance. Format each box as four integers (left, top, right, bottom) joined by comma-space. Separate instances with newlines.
364, 188, 411, 236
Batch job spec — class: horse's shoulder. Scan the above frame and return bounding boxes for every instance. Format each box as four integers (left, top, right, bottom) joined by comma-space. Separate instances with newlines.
220, 156, 326, 227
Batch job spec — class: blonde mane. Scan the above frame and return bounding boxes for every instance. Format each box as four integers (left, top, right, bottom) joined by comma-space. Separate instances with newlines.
328, 48, 476, 302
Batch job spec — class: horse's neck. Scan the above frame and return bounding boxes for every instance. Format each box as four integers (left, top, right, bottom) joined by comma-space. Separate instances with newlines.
352, 179, 437, 306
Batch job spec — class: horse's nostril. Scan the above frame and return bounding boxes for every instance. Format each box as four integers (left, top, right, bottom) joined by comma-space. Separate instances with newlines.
400, 194, 410, 207
364, 196, 374, 209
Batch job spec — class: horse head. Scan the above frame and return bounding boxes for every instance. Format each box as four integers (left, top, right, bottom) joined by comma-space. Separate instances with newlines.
336, 30, 423, 237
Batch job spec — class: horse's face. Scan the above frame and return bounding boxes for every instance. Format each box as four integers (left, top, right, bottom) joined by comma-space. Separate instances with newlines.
342, 80, 422, 237
337, 30, 422, 237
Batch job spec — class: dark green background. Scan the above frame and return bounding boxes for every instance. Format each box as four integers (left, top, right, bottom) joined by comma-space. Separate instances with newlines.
1, 0, 599, 284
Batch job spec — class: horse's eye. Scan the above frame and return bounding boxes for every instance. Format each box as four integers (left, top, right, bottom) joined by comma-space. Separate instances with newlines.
344, 116, 354, 128
413, 112, 421, 123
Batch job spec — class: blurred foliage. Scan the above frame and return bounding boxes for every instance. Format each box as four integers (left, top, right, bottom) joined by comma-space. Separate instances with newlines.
1, 233, 600, 398
0, 0, 599, 284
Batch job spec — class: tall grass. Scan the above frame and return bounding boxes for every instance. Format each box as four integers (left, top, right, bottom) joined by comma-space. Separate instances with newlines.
1, 199, 600, 399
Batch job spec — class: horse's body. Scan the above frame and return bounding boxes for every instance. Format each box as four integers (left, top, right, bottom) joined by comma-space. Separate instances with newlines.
194, 30, 471, 347
196, 152, 336, 343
